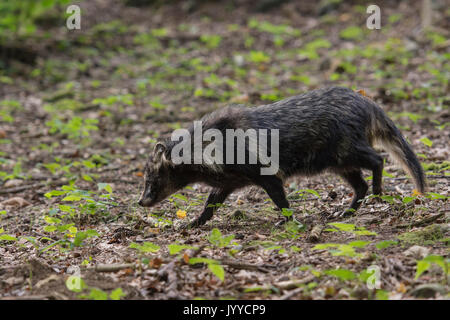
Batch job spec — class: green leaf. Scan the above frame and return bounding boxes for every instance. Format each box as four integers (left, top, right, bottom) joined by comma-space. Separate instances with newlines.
420, 137, 433, 147
109, 288, 126, 300
171, 194, 188, 202
82, 174, 93, 182
98, 183, 112, 193
88, 288, 108, 300
375, 289, 389, 300
62, 195, 82, 201
348, 240, 370, 248
129, 242, 160, 253
328, 223, 355, 232
44, 216, 61, 224
44, 225, 57, 232
376, 240, 398, 249
324, 269, 356, 281
168, 244, 193, 255
208, 264, 225, 281
0, 234, 17, 241
188, 257, 218, 265
415, 260, 431, 279
312, 243, 339, 250
44, 190, 67, 198
281, 208, 293, 217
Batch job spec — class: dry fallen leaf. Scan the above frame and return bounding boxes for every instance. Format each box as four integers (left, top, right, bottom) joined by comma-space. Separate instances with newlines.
357, 89, 367, 97
0, 197, 31, 208
176, 209, 187, 219
397, 282, 407, 294
149, 257, 163, 269
183, 252, 190, 264
4, 179, 23, 188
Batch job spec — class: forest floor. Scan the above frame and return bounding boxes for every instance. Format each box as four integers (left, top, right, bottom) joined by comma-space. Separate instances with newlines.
0, 0, 449, 300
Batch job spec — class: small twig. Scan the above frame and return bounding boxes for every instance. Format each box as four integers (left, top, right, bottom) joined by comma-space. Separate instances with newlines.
279, 286, 304, 300
220, 258, 273, 273
243, 275, 315, 292
87, 263, 135, 272
0, 180, 66, 195
395, 212, 445, 229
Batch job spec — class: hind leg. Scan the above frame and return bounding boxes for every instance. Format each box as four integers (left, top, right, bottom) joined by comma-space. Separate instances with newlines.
340, 170, 368, 215
372, 158, 383, 196
357, 148, 384, 196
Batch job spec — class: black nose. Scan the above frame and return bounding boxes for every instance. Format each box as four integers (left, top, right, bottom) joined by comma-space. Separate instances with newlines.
138, 199, 143, 206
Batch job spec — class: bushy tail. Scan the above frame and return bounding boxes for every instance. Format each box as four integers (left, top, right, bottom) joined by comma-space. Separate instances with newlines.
371, 110, 426, 193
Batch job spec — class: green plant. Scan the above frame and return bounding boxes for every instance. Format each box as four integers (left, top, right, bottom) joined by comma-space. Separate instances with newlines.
188, 257, 225, 282
415, 255, 449, 283
45, 182, 116, 218
0, 0, 72, 42
312, 240, 370, 258
208, 228, 235, 248
46, 116, 99, 141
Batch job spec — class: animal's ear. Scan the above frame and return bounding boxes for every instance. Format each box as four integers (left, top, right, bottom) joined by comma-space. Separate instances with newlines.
153, 142, 172, 166
153, 142, 166, 156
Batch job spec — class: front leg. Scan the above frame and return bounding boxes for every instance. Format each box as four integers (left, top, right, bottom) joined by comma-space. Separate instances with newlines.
189, 188, 232, 227
256, 177, 291, 224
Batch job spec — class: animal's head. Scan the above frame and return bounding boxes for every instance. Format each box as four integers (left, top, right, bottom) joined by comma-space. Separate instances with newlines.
138, 142, 183, 207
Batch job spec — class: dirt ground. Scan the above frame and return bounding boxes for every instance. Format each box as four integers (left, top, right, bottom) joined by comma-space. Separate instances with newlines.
0, 0, 449, 300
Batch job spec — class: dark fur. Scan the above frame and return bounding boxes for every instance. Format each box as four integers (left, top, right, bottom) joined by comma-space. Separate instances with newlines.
139, 87, 426, 227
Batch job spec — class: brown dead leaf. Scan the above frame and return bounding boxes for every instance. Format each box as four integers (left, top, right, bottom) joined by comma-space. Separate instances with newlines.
183, 252, 190, 264
0, 129, 7, 138
397, 282, 407, 294
357, 89, 367, 97
230, 94, 249, 104
0, 197, 31, 208
4, 179, 23, 188
149, 257, 163, 269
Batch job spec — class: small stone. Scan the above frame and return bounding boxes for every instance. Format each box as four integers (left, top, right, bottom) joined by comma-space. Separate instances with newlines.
4, 179, 23, 188
403, 245, 430, 259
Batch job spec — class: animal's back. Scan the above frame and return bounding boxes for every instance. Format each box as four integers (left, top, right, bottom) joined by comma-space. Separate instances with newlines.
244, 87, 379, 174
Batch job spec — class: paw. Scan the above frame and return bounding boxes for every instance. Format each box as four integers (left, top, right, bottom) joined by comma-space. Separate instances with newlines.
333, 208, 355, 218
188, 219, 205, 228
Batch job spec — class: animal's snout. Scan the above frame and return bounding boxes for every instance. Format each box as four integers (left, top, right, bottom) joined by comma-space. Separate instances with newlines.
138, 199, 144, 206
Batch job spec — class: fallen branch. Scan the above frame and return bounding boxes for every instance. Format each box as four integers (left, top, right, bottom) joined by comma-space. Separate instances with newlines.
0, 180, 67, 195
395, 212, 445, 229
